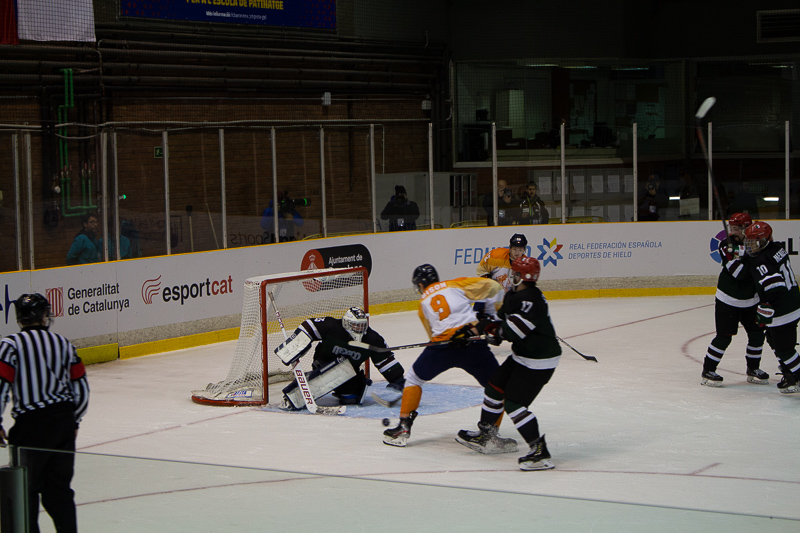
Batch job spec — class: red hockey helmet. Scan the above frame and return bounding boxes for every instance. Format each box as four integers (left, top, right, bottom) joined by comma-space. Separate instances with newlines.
511, 256, 541, 284
728, 212, 752, 229
744, 221, 773, 256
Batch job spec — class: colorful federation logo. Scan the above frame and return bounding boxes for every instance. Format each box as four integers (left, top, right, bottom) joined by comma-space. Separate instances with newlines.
709, 230, 727, 264
536, 237, 564, 267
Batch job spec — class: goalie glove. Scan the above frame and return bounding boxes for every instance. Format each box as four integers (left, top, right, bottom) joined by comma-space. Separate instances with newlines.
484, 321, 503, 346
274, 329, 313, 365
756, 304, 774, 328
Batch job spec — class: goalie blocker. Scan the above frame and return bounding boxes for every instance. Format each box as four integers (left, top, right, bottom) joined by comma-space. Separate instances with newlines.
282, 356, 356, 409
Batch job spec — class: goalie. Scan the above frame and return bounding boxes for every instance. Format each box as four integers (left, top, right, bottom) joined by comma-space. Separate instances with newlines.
275, 307, 406, 409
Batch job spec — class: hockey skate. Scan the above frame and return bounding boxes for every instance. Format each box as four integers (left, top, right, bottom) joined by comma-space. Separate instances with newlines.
518, 435, 554, 471
777, 374, 799, 394
456, 421, 518, 454
383, 411, 417, 447
701, 370, 723, 387
746, 368, 769, 384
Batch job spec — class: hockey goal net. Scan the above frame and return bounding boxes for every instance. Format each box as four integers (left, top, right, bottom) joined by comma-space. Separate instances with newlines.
191, 267, 368, 406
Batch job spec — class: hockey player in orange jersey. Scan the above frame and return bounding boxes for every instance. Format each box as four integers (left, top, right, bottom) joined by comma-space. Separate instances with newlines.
383, 264, 515, 451
475, 233, 529, 316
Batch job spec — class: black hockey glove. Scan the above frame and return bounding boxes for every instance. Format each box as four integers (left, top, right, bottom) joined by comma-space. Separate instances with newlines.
484, 322, 503, 346
451, 324, 477, 349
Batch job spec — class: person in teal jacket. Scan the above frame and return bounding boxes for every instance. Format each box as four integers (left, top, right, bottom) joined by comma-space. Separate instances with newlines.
66, 212, 101, 265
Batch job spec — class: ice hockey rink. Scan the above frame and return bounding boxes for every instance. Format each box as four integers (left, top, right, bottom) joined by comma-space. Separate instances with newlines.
14, 294, 800, 532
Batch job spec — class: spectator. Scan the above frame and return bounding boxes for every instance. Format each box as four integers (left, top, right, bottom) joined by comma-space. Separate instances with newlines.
261, 191, 305, 242
483, 179, 517, 226
518, 182, 549, 225
380, 185, 420, 231
99, 221, 133, 260
0, 293, 90, 533
66, 212, 101, 265
637, 175, 668, 221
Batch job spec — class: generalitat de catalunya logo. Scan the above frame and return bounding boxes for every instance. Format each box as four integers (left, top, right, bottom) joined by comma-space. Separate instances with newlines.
536, 237, 564, 267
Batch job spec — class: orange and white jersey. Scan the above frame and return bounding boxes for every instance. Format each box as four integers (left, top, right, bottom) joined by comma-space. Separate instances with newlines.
476, 247, 515, 311
417, 277, 503, 341
476, 247, 514, 292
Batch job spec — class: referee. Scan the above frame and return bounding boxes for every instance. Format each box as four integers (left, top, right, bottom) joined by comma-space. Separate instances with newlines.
0, 293, 90, 533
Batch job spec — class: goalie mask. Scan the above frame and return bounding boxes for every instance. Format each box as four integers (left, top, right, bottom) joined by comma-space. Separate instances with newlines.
342, 307, 368, 342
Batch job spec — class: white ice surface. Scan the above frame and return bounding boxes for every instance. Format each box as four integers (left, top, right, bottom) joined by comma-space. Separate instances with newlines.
15, 295, 800, 531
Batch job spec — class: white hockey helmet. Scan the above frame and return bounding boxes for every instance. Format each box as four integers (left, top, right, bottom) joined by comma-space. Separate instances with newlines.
342, 307, 368, 342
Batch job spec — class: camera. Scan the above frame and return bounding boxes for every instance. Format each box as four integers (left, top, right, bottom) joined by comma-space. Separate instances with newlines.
279, 195, 310, 215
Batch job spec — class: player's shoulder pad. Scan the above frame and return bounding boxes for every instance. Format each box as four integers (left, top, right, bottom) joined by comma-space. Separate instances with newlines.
482, 247, 511, 266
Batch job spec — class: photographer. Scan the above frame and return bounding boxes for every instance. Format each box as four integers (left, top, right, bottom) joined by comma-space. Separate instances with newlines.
380, 185, 420, 231
261, 191, 306, 242
637, 175, 668, 221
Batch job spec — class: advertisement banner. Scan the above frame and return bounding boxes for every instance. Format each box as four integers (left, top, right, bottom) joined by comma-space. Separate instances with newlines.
2, 221, 798, 342
120, 0, 336, 29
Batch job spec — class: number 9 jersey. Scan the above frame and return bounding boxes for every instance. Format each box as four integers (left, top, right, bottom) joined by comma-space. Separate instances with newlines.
417, 277, 502, 341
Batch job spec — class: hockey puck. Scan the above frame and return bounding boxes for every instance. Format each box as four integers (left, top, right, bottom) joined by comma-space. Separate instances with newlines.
382, 418, 391, 426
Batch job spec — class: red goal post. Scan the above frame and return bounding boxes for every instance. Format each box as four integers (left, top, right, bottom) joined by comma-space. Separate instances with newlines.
191, 267, 369, 406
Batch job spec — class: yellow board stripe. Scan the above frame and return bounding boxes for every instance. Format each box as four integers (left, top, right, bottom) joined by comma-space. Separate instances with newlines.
119, 328, 239, 360
77, 343, 119, 365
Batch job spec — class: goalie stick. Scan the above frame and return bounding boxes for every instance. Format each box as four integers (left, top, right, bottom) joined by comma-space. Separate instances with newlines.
267, 289, 345, 416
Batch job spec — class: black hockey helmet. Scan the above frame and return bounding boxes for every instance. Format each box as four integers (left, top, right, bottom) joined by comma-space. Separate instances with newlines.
509, 233, 528, 249
412, 264, 439, 291
14, 293, 52, 327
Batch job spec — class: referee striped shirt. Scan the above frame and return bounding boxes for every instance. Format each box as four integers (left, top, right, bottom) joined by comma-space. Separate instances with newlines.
0, 326, 90, 427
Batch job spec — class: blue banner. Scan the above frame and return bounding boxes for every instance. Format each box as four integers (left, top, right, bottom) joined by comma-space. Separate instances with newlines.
121, 0, 335, 29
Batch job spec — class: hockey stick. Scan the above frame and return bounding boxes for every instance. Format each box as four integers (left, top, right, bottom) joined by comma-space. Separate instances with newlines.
556, 335, 598, 362
267, 289, 316, 413
695, 96, 729, 240
349, 336, 486, 354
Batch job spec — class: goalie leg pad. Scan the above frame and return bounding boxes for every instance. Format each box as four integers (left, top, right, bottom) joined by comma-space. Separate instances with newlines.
275, 329, 313, 366
283, 357, 357, 409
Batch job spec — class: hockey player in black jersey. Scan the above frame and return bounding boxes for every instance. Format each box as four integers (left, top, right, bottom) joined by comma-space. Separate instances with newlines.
279, 307, 405, 407
456, 256, 562, 470
701, 213, 767, 386
744, 221, 800, 393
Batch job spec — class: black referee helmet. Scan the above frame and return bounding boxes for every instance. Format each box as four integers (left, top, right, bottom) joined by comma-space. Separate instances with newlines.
14, 293, 52, 326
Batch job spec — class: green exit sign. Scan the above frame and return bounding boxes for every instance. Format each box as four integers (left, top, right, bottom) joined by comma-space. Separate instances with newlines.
154, 146, 163, 158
